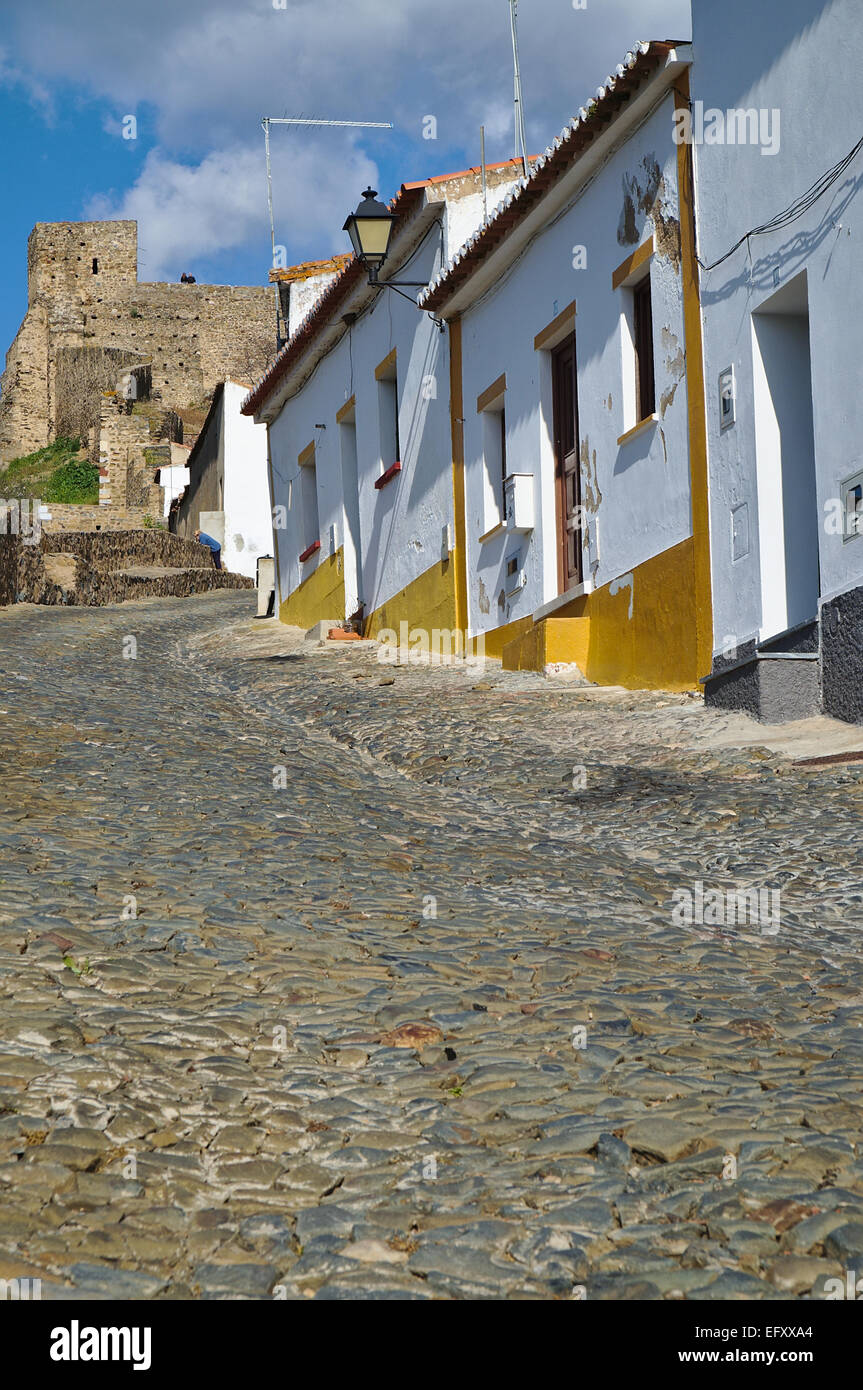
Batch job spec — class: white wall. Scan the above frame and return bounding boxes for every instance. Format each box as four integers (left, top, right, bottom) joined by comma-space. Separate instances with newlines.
222, 380, 271, 580
460, 92, 692, 640
159, 458, 190, 518
267, 218, 452, 622
692, 0, 863, 650
751, 298, 819, 639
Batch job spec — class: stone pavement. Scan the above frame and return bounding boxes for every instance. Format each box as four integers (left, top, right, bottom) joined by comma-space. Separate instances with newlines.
0, 590, 862, 1301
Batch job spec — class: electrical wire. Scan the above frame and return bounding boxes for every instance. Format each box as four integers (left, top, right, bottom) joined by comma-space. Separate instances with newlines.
698, 131, 863, 272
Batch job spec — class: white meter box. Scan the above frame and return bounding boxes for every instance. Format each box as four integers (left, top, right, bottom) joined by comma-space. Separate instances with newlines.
504, 473, 534, 532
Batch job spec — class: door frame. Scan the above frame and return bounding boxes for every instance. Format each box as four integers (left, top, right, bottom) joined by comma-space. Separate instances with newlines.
551, 332, 582, 593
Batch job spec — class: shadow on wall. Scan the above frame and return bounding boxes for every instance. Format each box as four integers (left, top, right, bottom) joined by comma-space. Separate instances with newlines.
699, 171, 863, 310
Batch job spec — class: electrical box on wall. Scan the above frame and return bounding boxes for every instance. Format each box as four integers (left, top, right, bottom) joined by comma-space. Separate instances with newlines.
505, 552, 527, 597
841, 470, 863, 542
504, 473, 534, 532
719, 366, 736, 431
731, 502, 750, 561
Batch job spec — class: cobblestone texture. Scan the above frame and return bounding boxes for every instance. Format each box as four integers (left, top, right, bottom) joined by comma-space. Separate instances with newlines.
0, 592, 861, 1301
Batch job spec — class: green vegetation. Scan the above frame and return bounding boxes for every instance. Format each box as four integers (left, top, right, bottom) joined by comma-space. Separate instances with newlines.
0, 437, 98, 504
45, 458, 100, 504
62, 955, 92, 976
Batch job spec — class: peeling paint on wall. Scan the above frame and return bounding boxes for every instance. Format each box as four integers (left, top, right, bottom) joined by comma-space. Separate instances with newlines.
618, 156, 682, 272
660, 381, 679, 417
478, 576, 490, 615
610, 571, 634, 619
660, 327, 685, 418
580, 437, 603, 513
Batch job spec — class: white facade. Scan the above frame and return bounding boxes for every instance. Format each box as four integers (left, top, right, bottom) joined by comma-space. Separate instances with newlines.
252, 167, 522, 630
692, 0, 863, 652
172, 380, 271, 580
157, 444, 190, 518
266, 256, 451, 624
455, 84, 693, 644
221, 381, 272, 579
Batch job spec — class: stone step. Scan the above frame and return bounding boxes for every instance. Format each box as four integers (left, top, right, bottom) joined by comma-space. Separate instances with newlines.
704, 651, 822, 723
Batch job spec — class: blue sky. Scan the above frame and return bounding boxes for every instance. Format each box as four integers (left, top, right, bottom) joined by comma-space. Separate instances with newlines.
0, 0, 691, 363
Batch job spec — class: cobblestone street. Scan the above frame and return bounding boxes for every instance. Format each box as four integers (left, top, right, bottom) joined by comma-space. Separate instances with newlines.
1, 590, 862, 1301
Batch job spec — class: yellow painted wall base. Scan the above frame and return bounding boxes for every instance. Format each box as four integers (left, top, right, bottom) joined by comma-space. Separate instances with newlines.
501, 539, 698, 691
502, 616, 591, 672
472, 613, 534, 662
364, 557, 457, 641
279, 548, 345, 629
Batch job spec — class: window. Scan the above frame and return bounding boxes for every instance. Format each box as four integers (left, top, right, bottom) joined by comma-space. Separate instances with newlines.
92, 257, 99, 274
633, 275, 655, 421
376, 352, 400, 473
612, 239, 657, 439
297, 443, 320, 556
477, 373, 507, 530
480, 404, 507, 522
499, 407, 507, 512
552, 336, 582, 589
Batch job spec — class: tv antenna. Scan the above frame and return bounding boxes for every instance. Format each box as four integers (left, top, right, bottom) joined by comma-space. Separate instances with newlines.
262, 115, 394, 346
508, 1, 530, 178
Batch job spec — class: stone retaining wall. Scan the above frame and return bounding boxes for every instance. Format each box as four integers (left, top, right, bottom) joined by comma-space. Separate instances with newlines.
0, 529, 253, 607
40, 528, 220, 570
40, 505, 156, 533
0, 535, 19, 605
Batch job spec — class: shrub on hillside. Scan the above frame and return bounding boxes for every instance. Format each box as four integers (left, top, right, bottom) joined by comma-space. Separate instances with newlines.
0, 438, 83, 499
45, 459, 99, 504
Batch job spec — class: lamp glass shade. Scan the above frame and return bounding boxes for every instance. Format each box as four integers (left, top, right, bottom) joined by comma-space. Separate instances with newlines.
343, 188, 395, 268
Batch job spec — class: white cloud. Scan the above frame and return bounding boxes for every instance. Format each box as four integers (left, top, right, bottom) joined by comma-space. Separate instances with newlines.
0, 39, 54, 117
5, 1, 691, 150
86, 138, 379, 281
6, 0, 691, 269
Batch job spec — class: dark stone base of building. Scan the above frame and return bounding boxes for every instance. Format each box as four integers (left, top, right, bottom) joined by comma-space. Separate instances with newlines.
705, 590, 863, 726
821, 585, 863, 725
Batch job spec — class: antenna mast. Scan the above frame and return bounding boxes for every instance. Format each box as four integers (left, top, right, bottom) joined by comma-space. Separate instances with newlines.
508, 0, 529, 178
261, 115, 394, 346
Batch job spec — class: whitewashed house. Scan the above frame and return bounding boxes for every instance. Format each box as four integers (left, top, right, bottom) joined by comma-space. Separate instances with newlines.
171, 380, 270, 579
171, 258, 349, 579
242, 163, 524, 637
689, 0, 863, 723
155, 443, 190, 519
421, 41, 712, 689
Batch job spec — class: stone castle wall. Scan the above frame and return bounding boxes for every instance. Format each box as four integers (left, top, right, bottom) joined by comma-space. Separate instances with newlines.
0, 220, 274, 462
0, 301, 50, 457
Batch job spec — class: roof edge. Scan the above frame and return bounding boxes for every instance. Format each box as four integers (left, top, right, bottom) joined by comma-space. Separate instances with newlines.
420, 41, 686, 314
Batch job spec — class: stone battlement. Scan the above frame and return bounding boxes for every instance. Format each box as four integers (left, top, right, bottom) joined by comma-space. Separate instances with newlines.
0, 220, 275, 463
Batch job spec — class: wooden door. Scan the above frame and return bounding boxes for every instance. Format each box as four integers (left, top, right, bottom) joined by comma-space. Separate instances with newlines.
552, 335, 582, 591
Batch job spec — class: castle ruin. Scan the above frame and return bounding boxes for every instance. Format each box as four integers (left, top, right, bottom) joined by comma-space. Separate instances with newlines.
0, 220, 276, 462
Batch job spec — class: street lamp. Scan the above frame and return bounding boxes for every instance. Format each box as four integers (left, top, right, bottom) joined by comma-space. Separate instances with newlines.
342, 188, 397, 282
343, 188, 442, 328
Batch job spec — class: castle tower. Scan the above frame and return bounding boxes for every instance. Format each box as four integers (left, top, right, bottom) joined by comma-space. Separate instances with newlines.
27, 221, 138, 308
0, 219, 275, 464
